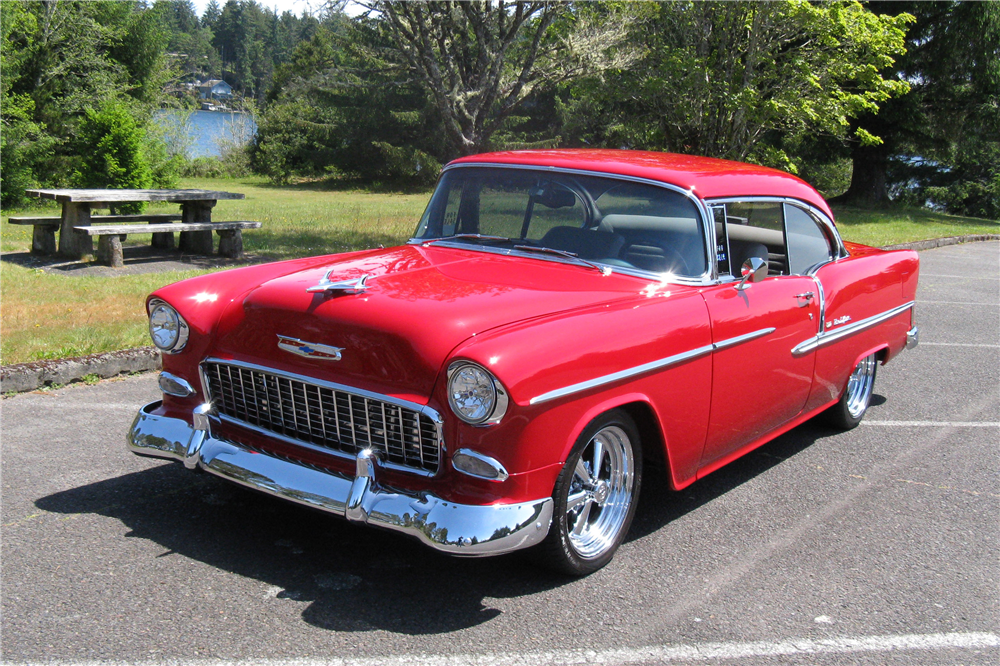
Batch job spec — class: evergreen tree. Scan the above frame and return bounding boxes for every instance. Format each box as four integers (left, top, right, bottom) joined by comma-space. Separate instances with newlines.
836, 1, 999, 215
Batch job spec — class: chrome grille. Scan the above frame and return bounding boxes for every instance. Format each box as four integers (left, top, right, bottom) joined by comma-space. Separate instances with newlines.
203, 361, 441, 473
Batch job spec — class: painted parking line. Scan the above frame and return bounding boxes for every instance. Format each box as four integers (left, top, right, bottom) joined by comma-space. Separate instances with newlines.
920, 342, 999, 347
35, 632, 994, 666
14, 401, 144, 410
861, 420, 1000, 427
917, 300, 1000, 306
920, 273, 999, 280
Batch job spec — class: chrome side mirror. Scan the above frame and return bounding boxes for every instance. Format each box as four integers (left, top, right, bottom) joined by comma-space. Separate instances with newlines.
736, 256, 768, 291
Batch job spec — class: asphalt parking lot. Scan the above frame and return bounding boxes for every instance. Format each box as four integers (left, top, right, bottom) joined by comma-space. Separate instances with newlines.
2, 241, 997, 665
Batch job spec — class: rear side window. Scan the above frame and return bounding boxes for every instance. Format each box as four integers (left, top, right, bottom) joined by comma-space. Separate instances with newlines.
784, 204, 833, 275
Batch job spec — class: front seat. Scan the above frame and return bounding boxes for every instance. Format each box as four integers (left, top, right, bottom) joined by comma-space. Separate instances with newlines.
727, 240, 769, 277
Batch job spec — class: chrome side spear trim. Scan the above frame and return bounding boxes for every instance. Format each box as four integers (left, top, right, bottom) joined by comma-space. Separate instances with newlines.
792, 301, 915, 356
529, 328, 776, 405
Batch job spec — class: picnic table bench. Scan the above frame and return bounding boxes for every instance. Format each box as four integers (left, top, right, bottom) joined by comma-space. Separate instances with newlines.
12, 189, 261, 268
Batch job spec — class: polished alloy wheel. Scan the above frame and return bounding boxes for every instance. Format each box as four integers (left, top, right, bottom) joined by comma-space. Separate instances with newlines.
845, 354, 877, 418
565, 425, 636, 559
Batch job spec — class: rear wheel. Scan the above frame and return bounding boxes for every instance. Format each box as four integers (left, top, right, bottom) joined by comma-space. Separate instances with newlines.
826, 353, 878, 430
537, 409, 642, 575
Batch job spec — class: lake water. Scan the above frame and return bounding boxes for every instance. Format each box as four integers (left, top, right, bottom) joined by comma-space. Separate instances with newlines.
154, 110, 257, 159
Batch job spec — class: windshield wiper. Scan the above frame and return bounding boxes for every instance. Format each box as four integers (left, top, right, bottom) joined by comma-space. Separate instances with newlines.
513, 245, 612, 275
429, 234, 512, 244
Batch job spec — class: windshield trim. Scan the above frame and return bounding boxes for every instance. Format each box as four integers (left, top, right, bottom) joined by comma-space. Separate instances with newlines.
410, 163, 714, 284
410, 239, 715, 287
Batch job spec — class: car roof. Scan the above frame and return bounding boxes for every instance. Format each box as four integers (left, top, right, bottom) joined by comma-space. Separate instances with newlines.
448, 149, 834, 220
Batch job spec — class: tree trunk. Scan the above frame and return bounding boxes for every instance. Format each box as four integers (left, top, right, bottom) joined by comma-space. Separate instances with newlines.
833, 144, 891, 206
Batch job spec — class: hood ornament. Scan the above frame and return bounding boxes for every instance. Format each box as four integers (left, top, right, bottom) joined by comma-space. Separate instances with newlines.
277, 335, 344, 361
307, 270, 370, 295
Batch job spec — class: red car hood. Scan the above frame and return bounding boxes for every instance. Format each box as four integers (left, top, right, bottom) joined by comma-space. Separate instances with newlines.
212, 244, 650, 402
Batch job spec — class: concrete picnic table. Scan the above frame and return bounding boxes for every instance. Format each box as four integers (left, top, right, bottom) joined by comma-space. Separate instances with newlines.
20, 188, 258, 267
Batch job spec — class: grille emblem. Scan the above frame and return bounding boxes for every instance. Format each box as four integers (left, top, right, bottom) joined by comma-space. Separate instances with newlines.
277, 335, 344, 361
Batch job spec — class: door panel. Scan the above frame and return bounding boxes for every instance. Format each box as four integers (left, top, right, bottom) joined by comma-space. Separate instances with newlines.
701, 275, 819, 469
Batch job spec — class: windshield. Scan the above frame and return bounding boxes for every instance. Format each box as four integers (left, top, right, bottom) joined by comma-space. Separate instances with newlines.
413, 167, 708, 278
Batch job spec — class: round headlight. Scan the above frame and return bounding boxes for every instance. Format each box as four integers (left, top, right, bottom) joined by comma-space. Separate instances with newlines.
148, 299, 189, 353
447, 362, 509, 425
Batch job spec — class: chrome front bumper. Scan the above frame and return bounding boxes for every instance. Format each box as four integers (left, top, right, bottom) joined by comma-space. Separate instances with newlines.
906, 326, 919, 349
127, 401, 553, 557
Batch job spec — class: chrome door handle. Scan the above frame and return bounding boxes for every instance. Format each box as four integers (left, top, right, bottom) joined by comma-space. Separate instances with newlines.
794, 292, 814, 307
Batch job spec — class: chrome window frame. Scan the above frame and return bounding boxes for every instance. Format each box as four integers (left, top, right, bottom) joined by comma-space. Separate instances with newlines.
704, 196, 849, 280
409, 163, 718, 286
199, 357, 446, 478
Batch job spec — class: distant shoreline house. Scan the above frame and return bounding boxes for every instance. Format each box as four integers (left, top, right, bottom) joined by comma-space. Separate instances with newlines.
197, 80, 233, 101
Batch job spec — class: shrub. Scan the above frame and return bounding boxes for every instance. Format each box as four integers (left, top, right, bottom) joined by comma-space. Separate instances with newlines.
72, 99, 181, 213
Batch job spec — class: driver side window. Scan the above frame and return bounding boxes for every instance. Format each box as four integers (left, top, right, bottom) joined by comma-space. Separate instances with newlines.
714, 201, 835, 278
714, 201, 786, 278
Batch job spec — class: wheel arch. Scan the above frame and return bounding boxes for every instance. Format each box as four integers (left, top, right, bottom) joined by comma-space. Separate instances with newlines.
559, 394, 674, 486
853, 342, 890, 371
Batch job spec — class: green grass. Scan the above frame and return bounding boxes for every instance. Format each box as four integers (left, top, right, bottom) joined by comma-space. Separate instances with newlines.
0, 263, 212, 365
831, 204, 999, 247
1, 176, 997, 365
1, 177, 430, 365
1, 176, 429, 258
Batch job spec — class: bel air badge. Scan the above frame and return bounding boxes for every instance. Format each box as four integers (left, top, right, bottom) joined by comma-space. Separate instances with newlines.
277, 335, 344, 361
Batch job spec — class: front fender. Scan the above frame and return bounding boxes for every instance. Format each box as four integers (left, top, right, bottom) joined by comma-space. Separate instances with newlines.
443, 286, 713, 489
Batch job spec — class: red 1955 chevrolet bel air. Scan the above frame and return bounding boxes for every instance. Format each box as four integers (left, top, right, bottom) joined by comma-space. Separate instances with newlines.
129, 150, 919, 575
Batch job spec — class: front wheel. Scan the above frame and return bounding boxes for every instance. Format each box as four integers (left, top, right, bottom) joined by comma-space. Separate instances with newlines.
537, 409, 642, 576
826, 353, 878, 430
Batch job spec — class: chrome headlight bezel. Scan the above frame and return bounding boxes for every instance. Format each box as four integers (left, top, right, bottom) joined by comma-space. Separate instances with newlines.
446, 361, 509, 426
148, 298, 189, 354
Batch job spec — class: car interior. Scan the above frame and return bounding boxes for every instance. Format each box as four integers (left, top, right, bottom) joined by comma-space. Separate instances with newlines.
421, 169, 841, 280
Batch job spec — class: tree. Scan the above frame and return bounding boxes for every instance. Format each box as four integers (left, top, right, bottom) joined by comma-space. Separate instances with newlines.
560, 1, 910, 171
1, 1, 53, 205
836, 1, 1000, 211
202, 0, 222, 30
369, 0, 632, 155
255, 17, 444, 183
73, 100, 153, 192
1, 1, 173, 207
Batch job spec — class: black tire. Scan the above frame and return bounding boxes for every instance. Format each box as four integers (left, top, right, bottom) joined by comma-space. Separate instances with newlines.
825, 353, 878, 430
536, 409, 642, 576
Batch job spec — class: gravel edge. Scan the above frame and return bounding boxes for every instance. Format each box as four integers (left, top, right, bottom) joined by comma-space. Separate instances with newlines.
3, 234, 998, 394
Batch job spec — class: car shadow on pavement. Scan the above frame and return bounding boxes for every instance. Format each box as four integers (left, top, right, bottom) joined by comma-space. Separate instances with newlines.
628, 418, 847, 542
34, 461, 558, 634
35, 417, 846, 636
